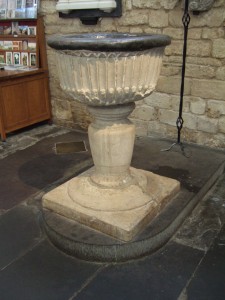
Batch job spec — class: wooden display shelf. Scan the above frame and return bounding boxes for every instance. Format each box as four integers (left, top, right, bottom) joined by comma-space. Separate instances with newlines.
0, 16, 51, 141
0, 35, 36, 38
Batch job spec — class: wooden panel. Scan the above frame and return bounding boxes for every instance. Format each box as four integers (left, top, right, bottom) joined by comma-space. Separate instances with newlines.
26, 76, 51, 122
1, 83, 29, 131
0, 17, 51, 140
0, 90, 6, 141
37, 16, 48, 69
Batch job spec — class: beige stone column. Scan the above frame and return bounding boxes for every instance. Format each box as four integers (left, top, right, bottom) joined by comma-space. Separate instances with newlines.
88, 103, 136, 188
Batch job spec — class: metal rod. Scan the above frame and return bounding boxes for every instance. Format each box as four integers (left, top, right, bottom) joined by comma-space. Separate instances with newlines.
177, 0, 190, 143
161, 0, 191, 156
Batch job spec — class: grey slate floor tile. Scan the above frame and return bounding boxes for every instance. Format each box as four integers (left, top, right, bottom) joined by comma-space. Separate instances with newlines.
186, 224, 225, 300
1, 126, 225, 300
174, 172, 225, 252
76, 241, 204, 300
0, 130, 91, 210
0, 205, 43, 270
0, 240, 102, 300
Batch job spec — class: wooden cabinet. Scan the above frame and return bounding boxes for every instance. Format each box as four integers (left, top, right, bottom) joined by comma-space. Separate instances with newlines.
0, 70, 51, 140
0, 17, 51, 141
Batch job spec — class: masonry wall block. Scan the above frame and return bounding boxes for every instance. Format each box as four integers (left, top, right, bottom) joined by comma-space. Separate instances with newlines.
40, 0, 225, 149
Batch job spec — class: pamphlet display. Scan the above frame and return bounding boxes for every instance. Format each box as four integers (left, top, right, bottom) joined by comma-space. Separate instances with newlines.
0, 2, 38, 70
0, 0, 37, 20
0, 14, 51, 142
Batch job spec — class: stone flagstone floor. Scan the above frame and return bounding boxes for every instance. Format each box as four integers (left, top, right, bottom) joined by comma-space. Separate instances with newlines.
0, 123, 225, 300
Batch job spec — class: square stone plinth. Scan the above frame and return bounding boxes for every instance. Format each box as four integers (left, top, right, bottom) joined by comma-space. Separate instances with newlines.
42, 168, 180, 241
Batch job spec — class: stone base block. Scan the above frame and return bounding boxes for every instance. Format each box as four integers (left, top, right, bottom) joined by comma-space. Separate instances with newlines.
42, 167, 180, 241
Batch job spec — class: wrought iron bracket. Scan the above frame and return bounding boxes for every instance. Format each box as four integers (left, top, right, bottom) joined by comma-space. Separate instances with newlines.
161, 0, 191, 156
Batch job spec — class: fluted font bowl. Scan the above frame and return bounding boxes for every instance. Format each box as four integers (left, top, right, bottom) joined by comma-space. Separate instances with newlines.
48, 33, 171, 106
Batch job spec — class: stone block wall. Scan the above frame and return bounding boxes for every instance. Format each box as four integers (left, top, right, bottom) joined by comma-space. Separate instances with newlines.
40, 0, 225, 148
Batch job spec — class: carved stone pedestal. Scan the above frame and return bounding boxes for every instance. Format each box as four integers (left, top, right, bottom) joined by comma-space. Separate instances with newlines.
43, 103, 180, 241
43, 33, 179, 243
43, 167, 180, 241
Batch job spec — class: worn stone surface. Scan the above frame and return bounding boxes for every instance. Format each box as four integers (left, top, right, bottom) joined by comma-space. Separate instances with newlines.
186, 56, 222, 67
0, 127, 92, 211
197, 116, 218, 133
202, 27, 224, 39
207, 100, 225, 118
158, 109, 178, 126
191, 79, 225, 100
163, 27, 184, 39
144, 92, 171, 109
160, 64, 181, 76
218, 117, 225, 134
170, 95, 190, 112
149, 10, 168, 27
0, 124, 71, 159
174, 173, 225, 251
133, 0, 179, 9
1, 126, 225, 299
182, 113, 198, 130
41, 0, 225, 149
132, 105, 156, 121
117, 10, 149, 26
70, 101, 92, 130
189, 9, 224, 28
52, 47, 165, 106
147, 121, 177, 138
43, 167, 180, 241
165, 40, 211, 57
131, 119, 148, 136
212, 38, 225, 58
189, 0, 216, 12
75, 242, 203, 299
190, 97, 206, 115
185, 64, 216, 79
42, 133, 225, 262
216, 66, 225, 80
42, 37, 180, 243
156, 76, 191, 95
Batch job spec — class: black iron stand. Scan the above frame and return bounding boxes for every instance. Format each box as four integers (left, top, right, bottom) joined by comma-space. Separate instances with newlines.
161, 0, 190, 157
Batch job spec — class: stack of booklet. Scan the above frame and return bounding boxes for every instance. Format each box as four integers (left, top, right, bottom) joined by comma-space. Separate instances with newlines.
0, 62, 38, 71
